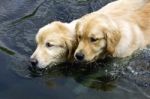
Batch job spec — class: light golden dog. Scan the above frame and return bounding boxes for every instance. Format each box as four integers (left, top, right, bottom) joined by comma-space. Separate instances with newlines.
30, 20, 78, 69
74, 0, 150, 62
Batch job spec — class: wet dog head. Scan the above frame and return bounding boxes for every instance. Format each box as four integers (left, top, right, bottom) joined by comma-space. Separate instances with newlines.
74, 14, 121, 62
30, 21, 77, 69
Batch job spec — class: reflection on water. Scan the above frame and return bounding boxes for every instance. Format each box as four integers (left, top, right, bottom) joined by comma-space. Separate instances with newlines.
0, 0, 150, 99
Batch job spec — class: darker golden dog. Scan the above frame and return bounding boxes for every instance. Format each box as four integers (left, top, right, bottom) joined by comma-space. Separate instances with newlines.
74, 0, 150, 62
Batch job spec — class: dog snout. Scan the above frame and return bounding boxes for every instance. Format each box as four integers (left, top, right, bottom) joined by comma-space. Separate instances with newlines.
75, 52, 85, 61
30, 58, 38, 68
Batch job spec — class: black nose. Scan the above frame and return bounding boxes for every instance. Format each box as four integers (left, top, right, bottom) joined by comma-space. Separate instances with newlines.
30, 58, 38, 67
75, 52, 84, 61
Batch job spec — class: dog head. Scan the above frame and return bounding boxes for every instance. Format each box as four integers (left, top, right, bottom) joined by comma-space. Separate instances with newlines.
74, 14, 121, 62
30, 21, 77, 69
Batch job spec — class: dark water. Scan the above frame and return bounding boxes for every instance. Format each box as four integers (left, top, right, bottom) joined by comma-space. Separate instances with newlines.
0, 0, 150, 99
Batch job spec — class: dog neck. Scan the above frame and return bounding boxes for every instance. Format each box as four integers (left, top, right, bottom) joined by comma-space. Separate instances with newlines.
113, 20, 145, 57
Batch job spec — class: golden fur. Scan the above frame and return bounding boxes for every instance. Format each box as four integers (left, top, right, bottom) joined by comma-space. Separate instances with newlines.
31, 21, 78, 68
74, 0, 150, 62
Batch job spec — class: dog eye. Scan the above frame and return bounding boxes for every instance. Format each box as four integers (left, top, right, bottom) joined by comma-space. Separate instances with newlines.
90, 37, 98, 42
46, 42, 53, 47
78, 35, 81, 40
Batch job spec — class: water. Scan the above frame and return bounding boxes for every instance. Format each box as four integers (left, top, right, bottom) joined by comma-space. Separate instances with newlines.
0, 0, 150, 99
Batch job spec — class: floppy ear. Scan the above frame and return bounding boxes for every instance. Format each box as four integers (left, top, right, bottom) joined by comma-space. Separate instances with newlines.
97, 14, 121, 55
102, 19, 121, 56
93, 14, 120, 56
65, 37, 77, 61
105, 29, 121, 55
63, 20, 79, 61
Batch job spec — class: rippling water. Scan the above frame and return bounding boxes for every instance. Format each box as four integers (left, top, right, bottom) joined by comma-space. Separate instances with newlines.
0, 0, 150, 99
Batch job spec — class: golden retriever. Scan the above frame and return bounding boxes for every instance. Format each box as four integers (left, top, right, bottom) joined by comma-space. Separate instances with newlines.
74, 0, 150, 62
30, 20, 78, 69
